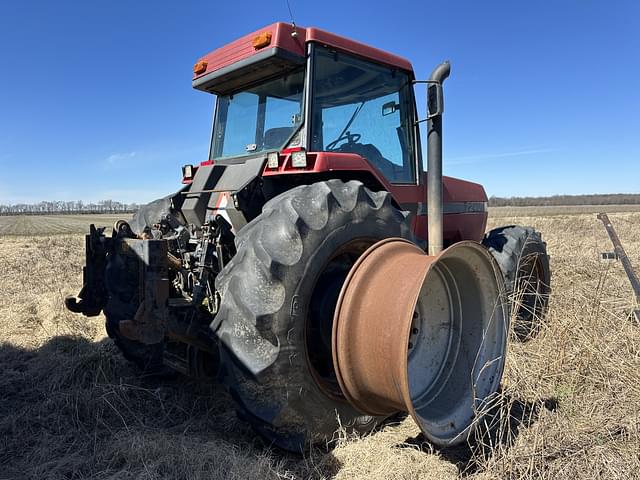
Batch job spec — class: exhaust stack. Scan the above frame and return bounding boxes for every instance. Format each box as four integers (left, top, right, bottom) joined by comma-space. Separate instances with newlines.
427, 62, 451, 256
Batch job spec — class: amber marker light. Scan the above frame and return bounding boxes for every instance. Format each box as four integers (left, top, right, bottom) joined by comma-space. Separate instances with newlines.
193, 61, 207, 75
252, 31, 272, 49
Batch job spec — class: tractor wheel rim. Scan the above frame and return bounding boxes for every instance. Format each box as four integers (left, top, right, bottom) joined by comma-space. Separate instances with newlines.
332, 239, 509, 446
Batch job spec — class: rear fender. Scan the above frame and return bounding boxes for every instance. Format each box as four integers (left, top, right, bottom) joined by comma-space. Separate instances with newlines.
262, 151, 489, 245
262, 152, 393, 191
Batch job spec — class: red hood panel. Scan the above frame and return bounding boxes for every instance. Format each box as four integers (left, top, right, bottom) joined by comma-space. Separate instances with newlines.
441, 175, 488, 203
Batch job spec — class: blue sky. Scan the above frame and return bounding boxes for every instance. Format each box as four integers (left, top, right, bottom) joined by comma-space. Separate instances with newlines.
0, 0, 638, 204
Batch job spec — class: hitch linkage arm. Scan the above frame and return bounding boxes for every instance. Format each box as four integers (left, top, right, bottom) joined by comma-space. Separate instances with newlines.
64, 224, 111, 317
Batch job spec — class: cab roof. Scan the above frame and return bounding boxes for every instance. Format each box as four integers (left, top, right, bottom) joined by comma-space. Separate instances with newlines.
193, 22, 413, 95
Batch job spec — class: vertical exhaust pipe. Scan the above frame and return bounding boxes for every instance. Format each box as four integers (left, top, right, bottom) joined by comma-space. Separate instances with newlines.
427, 61, 451, 256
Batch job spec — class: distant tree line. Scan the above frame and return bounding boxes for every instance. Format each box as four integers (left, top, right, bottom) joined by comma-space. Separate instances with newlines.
489, 193, 640, 207
2, 194, 639, 214
0, 200, 139, 216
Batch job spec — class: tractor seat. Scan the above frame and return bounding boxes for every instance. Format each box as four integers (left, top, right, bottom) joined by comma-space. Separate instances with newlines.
263, 127, 293, 149
336, 142, 405, 182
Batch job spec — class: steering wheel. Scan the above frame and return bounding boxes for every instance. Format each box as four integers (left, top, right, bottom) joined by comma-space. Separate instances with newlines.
326, 131, 361, 151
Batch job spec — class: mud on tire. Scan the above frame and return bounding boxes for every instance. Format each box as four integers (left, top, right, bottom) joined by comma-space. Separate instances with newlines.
482, 225, 551, 340
213, 180, 412, 451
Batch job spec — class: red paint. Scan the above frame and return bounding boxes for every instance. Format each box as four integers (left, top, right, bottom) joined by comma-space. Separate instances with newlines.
262, 151, 488, 244
306, 27, 412, 72
281, 146, 304, 154
193, 22, 414, 82
193, 25, 484, 245
214, 191, 228, 210
262, 151, 391, 188
193, 23, 306, 81
182, 160, 215, 184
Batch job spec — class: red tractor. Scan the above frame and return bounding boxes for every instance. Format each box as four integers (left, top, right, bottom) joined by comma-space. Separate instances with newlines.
66, 23, 550, 452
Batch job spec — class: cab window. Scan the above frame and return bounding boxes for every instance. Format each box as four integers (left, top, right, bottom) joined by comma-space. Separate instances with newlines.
311, 46, 416, 183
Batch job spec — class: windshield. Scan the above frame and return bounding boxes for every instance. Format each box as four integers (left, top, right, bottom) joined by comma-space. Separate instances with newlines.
210, 69, 305, 160
310, 46, 416, 184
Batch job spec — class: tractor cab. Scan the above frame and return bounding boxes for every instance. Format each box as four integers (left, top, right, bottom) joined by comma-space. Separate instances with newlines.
190, 22, 487, 246
193, 23, 419, 184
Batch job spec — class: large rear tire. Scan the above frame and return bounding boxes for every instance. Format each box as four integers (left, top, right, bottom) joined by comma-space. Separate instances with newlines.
482, 226, 551, 340
214, 180, 411, 451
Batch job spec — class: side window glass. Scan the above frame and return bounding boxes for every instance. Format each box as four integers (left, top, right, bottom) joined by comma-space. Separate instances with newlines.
219, 92, 259, 157
212, 69, 304, 159
263, 96, 300, 149
312, 47, 415, 184
344, 91, 403, 167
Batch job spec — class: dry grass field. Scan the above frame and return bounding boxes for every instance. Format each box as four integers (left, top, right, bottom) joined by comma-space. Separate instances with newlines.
0, 214, 129, 236
489, 204, 640, 217
1, 210, 639, 479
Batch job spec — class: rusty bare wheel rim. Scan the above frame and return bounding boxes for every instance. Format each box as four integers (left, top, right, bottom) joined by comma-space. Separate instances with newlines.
331, 238, 417, 415
332, 239, 509, 446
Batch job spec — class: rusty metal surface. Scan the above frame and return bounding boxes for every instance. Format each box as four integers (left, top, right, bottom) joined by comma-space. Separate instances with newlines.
332, 238, 508, 446
167, 252, 183, 270
332, 238, 432, 415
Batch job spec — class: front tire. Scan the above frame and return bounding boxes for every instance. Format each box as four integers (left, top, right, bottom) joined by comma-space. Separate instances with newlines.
213, 180, 411, 451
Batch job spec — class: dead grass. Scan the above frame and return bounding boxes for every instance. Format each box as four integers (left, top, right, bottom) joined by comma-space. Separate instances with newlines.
489, 204, 640, 217
0, 214, 128, 236
1, 211, 639, 479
